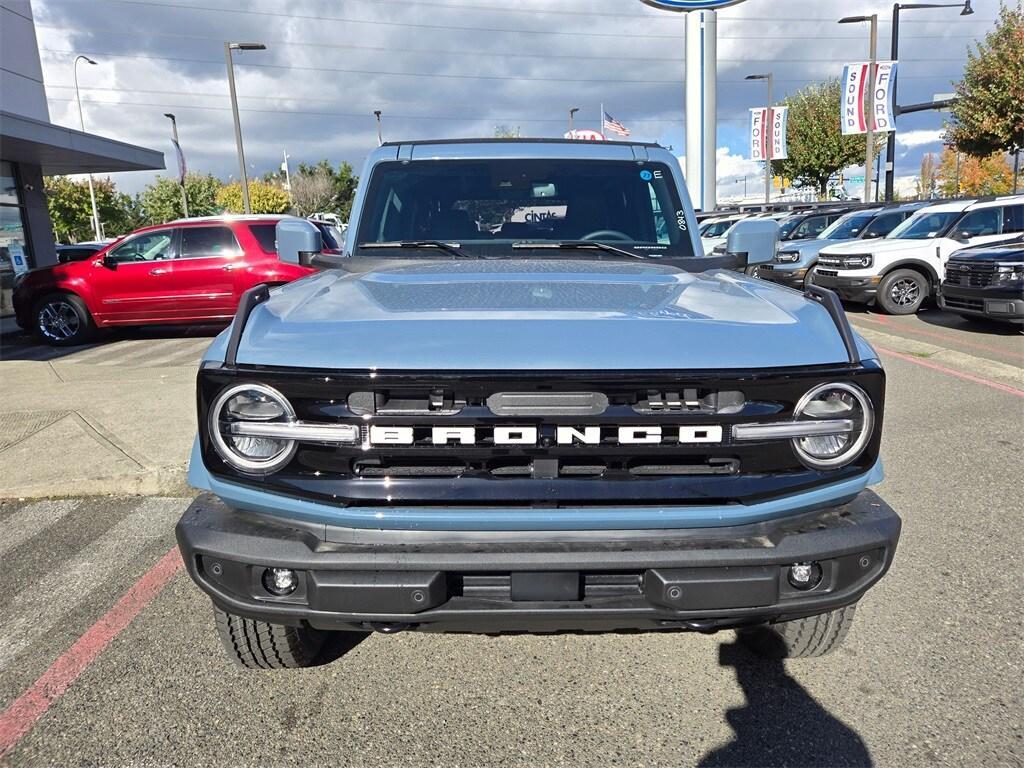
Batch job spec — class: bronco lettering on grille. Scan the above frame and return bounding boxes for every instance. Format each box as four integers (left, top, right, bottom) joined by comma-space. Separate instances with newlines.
366, 425, 724, 446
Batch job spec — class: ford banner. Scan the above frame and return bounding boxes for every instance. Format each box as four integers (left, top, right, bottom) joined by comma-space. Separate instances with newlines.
639, 0, 748, 10
842, 62, 898, 135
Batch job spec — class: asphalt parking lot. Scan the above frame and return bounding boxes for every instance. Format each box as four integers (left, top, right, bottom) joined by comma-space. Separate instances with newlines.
0, 308, 1021, 767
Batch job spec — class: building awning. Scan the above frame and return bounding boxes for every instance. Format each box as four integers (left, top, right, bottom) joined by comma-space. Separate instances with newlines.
0, 110, 164, 175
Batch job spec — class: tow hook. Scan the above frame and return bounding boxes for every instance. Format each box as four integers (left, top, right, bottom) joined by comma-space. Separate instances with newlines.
367, 622, 414, 634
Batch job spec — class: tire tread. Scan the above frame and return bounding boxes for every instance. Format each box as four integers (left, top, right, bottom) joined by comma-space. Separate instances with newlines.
738, 604, 857, 659
213, 606, 324, 669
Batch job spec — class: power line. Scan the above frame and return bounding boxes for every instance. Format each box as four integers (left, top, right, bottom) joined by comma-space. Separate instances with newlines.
34, 23, 981, 63
43, 0, 997, 40
39, 47, 974, 80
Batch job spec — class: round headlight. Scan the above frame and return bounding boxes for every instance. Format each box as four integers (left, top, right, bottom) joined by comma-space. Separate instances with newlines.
209, 383, 296, 474
792, 382, 874, 470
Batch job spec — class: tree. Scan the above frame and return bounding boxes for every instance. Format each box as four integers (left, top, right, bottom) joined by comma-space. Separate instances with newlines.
215, 180, 290, 214
45, 176, 140, 242
946, 2, 1024, 180
287, 168, 334, 218
138, 173, 223, 224
774, 79, 868, 197
293, 160, 359, 221
935, 147, 1013, 197
916, 153, 939, 199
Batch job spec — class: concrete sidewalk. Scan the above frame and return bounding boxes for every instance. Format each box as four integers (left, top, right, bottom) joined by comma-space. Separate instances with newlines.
0, 330, 207, 499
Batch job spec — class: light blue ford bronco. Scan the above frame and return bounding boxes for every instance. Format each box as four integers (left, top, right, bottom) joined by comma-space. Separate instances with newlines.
176, 139, 900, 669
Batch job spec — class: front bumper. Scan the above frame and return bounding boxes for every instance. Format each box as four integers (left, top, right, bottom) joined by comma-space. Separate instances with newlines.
812, 271, 880, 304
759, 264, 809, 289
939, 283, 1024, 323
176, 491, 901, 634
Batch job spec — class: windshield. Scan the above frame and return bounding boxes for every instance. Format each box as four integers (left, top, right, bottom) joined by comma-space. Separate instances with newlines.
777, 217, 801, 239
355, 159, 696, 258
700, 218, 736, 238
820, 213, 874, 241
888, 210, 960, 240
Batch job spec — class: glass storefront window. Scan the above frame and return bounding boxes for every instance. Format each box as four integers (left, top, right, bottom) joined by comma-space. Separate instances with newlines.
1, 161, 30, 318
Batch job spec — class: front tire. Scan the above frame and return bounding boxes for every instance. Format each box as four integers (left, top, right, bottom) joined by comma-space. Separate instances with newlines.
33, 292, 95, 346
737, 604, 857, 659
214, 606, 326, 669
877, 269, 928, 315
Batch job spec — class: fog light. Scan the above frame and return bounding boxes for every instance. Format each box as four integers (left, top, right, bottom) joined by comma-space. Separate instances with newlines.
788, 562, 823, 590
262, 567, 298, 596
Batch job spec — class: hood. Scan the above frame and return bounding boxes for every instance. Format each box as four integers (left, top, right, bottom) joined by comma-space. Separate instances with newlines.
951, 240, 1024, 262
778, 238, 843, 257
821, 238, 935, 256
229, 259, 855, 370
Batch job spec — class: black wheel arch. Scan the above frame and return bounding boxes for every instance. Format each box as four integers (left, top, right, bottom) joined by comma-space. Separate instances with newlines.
878, 260, 940, 294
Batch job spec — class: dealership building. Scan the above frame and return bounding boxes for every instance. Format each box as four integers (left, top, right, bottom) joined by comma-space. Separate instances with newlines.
1, 0, 164, 317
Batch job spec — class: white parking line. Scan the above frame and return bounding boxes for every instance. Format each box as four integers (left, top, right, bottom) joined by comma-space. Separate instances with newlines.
0, 500, 79, 559
0, 498, 184, 673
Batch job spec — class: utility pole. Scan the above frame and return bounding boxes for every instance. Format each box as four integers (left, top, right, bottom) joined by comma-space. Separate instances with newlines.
745, 73, 773, 205
884, 1, 973, 201
225, 42, 265, 215
73, 55, 102, 241
163, 113, 189, 218
839, 14, 878, 204
282, 149, 292, 205
569, 107, 579, 134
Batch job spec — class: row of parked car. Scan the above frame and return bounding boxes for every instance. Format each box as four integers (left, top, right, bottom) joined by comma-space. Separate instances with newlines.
701, 196, 1024, 324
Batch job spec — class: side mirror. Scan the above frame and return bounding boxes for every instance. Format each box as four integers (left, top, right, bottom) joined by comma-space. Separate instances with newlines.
276, 218, 323, 266
725, 219, 780, 266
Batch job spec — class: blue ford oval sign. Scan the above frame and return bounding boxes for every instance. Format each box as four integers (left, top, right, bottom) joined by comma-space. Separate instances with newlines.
639, 0, 747, 10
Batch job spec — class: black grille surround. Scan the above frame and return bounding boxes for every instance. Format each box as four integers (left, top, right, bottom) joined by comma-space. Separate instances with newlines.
944, 259, 998, 288
198, 363, 885, 508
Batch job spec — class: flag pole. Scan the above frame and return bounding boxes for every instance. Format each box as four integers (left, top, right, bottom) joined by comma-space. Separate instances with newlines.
600, 103, 604, 136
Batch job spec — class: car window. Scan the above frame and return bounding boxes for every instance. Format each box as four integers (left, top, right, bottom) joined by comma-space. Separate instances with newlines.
790, 215, 829, 240
1002, 204, 1024, 234
249, 223, 278, 254
955, 208, 1002, 238
777, 218, 800, 239
179, 226, 240, 260
821, 213, 872, 240
106, 230, 175, 264
888, 210, 961, 240
357, 159, 696, 258
862, 213, 905, 239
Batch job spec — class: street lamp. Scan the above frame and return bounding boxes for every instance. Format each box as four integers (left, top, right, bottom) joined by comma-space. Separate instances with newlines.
745, 73, 773, 204
569, 107, 580, 133
224, 42, 266, 215
163, 113, 189, 218
883, 1, 973, 200
374, 110, 383, 146
839, 15, 878, 204
73, 55, 102, 241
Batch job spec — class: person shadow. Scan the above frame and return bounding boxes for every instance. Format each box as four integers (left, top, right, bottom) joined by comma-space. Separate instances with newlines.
699, 637, 873, 768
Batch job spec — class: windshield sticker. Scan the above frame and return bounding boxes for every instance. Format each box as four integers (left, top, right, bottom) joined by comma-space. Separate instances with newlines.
639, 170, 653, 181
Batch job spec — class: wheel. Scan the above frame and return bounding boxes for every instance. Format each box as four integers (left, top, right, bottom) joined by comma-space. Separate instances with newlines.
32, 292, 95, 346
804, 269, 816, 288
745, 265, 762, 279
214, 605, 326, 669
876, 269, 928, 315
736, 604, 858, 659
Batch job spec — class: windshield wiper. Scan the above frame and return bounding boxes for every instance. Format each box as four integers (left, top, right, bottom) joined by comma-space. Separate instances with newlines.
360, 240, 472, 258
511, 241, 651, 259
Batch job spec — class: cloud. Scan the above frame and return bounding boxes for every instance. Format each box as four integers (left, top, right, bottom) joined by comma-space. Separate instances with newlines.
897, 129, 945, 149
32, 0, 998, 198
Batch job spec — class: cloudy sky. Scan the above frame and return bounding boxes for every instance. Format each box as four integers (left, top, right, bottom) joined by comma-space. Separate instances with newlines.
34, 0, 999, 201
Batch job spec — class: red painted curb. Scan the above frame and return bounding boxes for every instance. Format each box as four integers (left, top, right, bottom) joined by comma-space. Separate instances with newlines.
0, 547, 183, 759
876, 345, 1024, 398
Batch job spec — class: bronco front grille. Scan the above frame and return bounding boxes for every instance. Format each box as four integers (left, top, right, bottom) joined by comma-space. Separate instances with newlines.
944, 260, 996, 287
198, 366, 884, 507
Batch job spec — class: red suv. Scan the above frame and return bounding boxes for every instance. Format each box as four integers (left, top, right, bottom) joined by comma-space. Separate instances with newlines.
14, 216, 315, 345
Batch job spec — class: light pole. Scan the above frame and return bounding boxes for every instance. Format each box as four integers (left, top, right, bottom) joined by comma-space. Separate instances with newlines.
883, 1, 973, 200
73, 55, 102, 241
745, 73, 773, 205
839, 15, 878, 204
163, 113, 189, 218
225, 42, 265, 215
569, 108, 579, 133
374, 111, 383, 146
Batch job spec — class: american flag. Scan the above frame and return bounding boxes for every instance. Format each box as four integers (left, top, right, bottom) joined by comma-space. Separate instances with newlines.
603, 111, 631, 138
